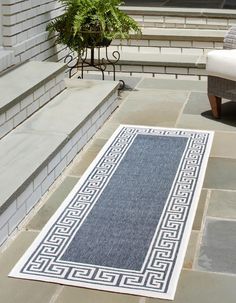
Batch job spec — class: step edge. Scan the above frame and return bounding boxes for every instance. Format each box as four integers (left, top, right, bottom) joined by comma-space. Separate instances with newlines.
0, 81, 119, 215
0, 62, 66, 113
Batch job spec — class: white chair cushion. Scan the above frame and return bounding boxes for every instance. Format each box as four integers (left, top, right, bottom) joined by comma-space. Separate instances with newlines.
206, 49, 236, 81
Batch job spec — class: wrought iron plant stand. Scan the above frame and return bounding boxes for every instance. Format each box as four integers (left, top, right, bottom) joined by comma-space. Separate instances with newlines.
64, 45, 124, 89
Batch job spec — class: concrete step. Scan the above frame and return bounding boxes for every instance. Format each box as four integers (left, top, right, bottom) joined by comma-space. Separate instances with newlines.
0, 61, 66, 139
84, 49, 206, 80
122, 6, 236, 29
81, 28, 224, 80
0, 79, 119, 247
112, 28, 226, 54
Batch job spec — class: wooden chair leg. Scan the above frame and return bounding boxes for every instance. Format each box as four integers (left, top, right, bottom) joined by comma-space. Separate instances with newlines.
208, 94, 222, 119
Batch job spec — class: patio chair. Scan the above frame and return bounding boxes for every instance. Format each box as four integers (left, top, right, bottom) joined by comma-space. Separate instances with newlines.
206, 26, 236, 118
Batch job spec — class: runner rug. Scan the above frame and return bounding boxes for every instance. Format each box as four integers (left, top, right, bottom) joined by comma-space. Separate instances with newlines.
10, 125, 214, 300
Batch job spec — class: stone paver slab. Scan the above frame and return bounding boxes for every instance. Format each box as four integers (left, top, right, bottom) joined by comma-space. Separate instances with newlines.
68, 137, 108, 177
0, 132, 67, 211
94, 121, 120, 139
197, 218, 236, 275
193, 189, 208, 230
177, 114, 236, 132
55, 286, 140, 303
183, 231, 199, 269
110, 89, 188, 126
147, 270, 236, 303
83, 73, 142, 90
211, 131, 236, 159
26, 176, 79, 231
16, 79, 119, 136
116, 52, 202, 67
68, 150, 99, 177
137, 78, 207, 91
204, 158, 236, 190
183, 92, 210, 115
207, 190, 236, 219
0, 231, 58, 303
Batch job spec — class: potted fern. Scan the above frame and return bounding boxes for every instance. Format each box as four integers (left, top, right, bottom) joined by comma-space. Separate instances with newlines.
47, 0, 141, 54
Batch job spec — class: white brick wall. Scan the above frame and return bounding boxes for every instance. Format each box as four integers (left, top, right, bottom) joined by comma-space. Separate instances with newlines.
1, 0, 66, 66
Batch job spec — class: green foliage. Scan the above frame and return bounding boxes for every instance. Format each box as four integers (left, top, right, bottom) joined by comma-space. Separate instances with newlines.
47, 0, 141, 53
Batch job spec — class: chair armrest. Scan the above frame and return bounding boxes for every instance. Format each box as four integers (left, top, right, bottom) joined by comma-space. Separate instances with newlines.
224, 26, 236, 49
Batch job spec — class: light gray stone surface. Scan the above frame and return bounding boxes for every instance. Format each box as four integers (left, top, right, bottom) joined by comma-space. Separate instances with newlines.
122, 6, 236, 18
148, 270, 236, 303
26, 177, 79, 231
16, 79, 119, 136
55, 286, 140, 303
204, 158, 236, 190
68, 137, 108, 177
109, 52, 204, 67
0, 61, 65, 111
211, 131, 236, 158
109, 89, 188, 126
183, 92, 210, 115
193, 190, 208, 230
183, 231, 199, 269
197, 218, 236, 275
0, 79, 119, 214
0, 231, 58, 303
0, 132, 66, 211
137, 78, 207, 91
177, 114, 236, 132
207, 190, 236, 219
137, 28, 226, 40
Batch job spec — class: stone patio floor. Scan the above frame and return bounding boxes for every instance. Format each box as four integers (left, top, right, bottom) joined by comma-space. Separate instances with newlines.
1, 76, 236, 302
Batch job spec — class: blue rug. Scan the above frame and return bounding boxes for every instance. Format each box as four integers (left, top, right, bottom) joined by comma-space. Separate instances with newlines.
10, 125, 213, 300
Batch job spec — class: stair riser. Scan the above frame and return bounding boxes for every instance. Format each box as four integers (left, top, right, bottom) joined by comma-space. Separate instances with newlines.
86, 65, 207, 80
135, 19, 234, 30
111, 41, 223, 55
121, 6, 236, 28
0, 71, 66, 139
0, 90, 119, 247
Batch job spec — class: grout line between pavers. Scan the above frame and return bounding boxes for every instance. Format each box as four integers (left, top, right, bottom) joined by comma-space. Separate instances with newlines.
174, 90, 191, 127
203, 186, 236, 191
206, 216, 236, 222
202, 187, 236, 192
192, 189, 211, 270
67, 173, 82, 179
49, 286, 64, 303
134, 76, 146, 89
185, 266, 236, 278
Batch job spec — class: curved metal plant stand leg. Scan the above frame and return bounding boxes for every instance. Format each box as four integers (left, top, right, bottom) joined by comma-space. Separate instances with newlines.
64, 46, 125, 89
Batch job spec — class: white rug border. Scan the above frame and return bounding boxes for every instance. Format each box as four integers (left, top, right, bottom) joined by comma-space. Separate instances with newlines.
9, 124, 214, 300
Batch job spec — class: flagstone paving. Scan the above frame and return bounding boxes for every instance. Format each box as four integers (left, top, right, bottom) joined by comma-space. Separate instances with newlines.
1, 76, 236, 302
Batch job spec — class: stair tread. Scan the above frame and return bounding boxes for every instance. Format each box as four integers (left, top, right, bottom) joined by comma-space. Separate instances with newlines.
101, 50, 206, 67
0, 79, 119, 212
0, 61, 65, 112
135, 28, 226, 40
122, 6, 236, 18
